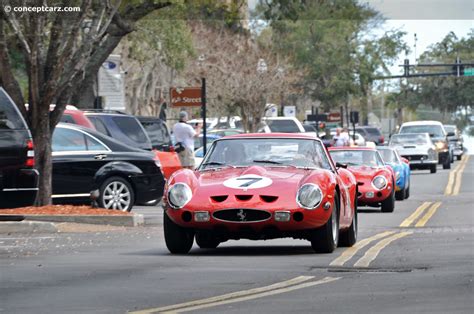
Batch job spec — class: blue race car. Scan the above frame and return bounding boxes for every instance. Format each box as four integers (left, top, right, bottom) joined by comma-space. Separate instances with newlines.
377, 146, 411, 200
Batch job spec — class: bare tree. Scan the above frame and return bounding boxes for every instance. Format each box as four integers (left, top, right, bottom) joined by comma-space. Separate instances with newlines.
0, 1, 172, 205
181, 21, 302, 132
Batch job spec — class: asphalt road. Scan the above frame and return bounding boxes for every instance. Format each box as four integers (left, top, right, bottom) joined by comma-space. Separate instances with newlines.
1, 156, 473, 314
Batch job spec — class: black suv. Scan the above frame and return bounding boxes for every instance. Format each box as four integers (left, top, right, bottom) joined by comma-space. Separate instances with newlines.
136, 116, 173, 151
83, 110, 153, 151
0, 88, 38, 208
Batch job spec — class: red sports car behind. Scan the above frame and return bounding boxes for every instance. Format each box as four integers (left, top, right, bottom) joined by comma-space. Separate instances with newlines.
328, 147, 395, 212
163, 133, 358, 254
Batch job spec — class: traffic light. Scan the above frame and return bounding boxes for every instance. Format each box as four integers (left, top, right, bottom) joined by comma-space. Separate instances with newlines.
452, 59, 464, 77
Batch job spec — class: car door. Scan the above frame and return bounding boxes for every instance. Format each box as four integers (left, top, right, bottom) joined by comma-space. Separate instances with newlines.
52, 127, 111, 198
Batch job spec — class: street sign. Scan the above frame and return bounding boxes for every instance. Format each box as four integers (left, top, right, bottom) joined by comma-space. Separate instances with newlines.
327, 112, 341, 122
307, 114, 327, 122
170, 87, 202, 107
283, 106, 296, 117
98, 54, 125, 111
464, 68, 474, 76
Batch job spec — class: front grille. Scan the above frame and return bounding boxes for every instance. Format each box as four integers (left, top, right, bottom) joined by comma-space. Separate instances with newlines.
213, 209, 271, 223
402, 154, 427, 161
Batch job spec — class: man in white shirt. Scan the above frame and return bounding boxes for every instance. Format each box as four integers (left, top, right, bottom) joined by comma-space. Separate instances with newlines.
173, 111, 201, 169
333, 127, 350, 147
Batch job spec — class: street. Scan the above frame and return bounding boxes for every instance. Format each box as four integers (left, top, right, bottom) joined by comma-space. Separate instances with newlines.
1, 157, 473, 314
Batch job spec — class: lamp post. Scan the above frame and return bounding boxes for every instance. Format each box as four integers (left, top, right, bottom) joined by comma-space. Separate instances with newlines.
197, 55, 208, 155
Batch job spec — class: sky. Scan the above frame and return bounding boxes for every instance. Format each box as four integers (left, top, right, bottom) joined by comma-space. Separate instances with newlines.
366, 0, 473, 75
248, 0, 473, 75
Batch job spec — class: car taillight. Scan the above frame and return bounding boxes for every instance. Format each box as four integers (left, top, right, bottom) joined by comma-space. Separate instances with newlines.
26, 140, 35, 167
169, 145, 175, 153
380, 135, 384, 144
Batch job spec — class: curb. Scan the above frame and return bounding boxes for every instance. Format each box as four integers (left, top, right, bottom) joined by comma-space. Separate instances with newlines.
0, 221, 58, 234
23, 214, 145, 227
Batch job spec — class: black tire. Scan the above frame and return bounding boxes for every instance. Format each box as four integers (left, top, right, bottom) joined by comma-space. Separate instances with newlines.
311, 191, 339, 253
443, 155, 451, 169
404, 181, 410, 199
339, 196, 357, 247
457, 155, 462, 161
430, 164, 437, 173
195, 233, 220, 249
381, 187, 395, 213
98, 176, 135, 212
164, 212, 194, 254
395, 189, 405, 201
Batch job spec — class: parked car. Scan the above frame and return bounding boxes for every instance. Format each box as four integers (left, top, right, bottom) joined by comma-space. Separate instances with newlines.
302, 123, 317, 138
194, 133, 221, 151
389, 133, 438, 173
137, 116, 182, 179
83, 110, 153, 151
60, 105, 96, 130
51, 123, 165, 212
398, 120, 451, 169
355, 126, 384, 145
207, 129, 243, 137
259, 117, 306, 133
0, 88, 38, 208
328, 147, 396, 212
163, 133, 358, 254
377, 146, 410, 200
444, 124, 463, 161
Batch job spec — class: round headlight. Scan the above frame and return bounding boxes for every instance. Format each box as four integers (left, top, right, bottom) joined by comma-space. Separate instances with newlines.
168, 183, 192, 209
372, 176, 387, 190
296, 183, 323, 210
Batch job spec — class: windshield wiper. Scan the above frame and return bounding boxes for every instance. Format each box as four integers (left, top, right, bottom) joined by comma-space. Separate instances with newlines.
252, 159, 283, 165
201, 161, 228, 167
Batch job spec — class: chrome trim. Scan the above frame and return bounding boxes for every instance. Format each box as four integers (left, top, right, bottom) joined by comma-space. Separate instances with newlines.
2, 188, 39, 191
167, 183, 192, 209
371, 175, 388, 190
54, 125, 112, 153
52, 193, 90, 198
296, 183, 323, 210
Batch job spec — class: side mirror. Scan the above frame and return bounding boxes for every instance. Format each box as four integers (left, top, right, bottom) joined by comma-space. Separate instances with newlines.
335, 162, 348, 169
401, 157, 409, 164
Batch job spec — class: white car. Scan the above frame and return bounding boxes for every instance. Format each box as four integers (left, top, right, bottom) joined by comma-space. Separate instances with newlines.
259, 117, 305, 133
389, 133, 439, 173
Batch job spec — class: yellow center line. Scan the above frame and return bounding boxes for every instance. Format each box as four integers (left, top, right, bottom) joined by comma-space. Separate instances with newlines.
129, 276, 316, 314
329, 231, 395, 267
353, 232, 413, 268
444, 161, 463, 196
452, 155, 470, 196
399, 202, 432, 227
415, 202, 442, 227
162, 277, 341, 314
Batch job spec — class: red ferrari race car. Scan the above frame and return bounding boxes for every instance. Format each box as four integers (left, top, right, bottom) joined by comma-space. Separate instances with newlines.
328, 147, 396, 213
163, 133, 358, 254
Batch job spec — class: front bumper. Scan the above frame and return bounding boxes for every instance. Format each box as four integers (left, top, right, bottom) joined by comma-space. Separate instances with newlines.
357, 184, 392, 206
165, 200, 334, 233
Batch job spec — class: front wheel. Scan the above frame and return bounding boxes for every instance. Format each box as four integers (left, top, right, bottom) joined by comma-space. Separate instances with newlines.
430, 164, 437, 173
457, 155, 462, 161
443, 155, 451, 169
339, 196, 357, 247
404, 181, 410, 199
196, 233, 220, 249
381, 188, 395, 213
311, 191, 339, 253
98, 176, 134, 212
164, 212, 194, 254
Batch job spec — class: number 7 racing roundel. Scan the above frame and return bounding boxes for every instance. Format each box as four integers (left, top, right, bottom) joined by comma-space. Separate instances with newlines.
223, 174, 273, 190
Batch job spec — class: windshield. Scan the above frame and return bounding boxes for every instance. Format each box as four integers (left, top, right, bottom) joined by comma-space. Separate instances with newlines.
444, 126, 456, 134
265, 119, 300, 133
400, 125, 445, 137
199, 138, 332, 170
377, 149, 398, 163
390, 134, 429, 145
140, 120, 171, 147
329, 150, 384, 167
